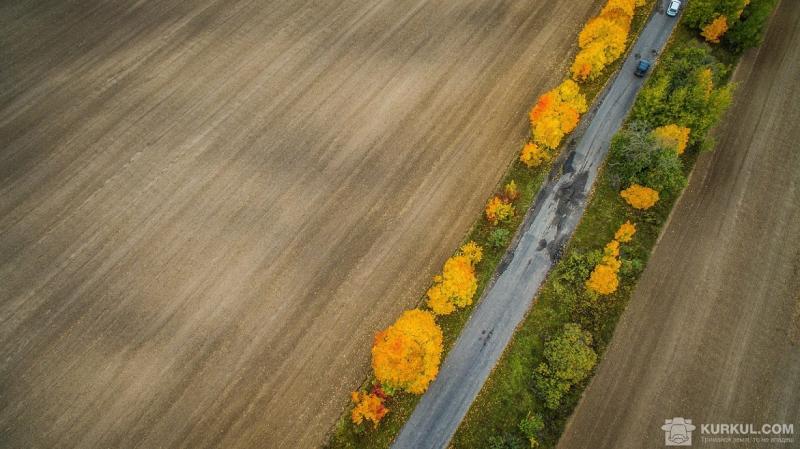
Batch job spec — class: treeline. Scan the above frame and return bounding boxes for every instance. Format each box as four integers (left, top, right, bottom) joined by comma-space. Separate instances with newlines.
456, 18, 749, 449
685, 0, 779, 51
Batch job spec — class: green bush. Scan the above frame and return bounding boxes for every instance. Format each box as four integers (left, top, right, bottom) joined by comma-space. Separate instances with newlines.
519, 413, 545, 447
488, 434, 528, 449
488, 228, 512, 249
555, 251, 600, 287
608, 122, 686, 195
724, 0, 779, 52
533, 323, 597, 410
631, 44, 732, 146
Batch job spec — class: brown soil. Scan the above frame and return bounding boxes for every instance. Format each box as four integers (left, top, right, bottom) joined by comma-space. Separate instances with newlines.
0, 1, 605, 447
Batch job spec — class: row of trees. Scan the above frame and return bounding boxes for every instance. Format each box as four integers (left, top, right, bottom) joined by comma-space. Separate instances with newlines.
486, 10, 758, 449
350, 240, 484, 430
489, 2, 650, 445
685, 0, 779, 51
520, 0, 648, 169
571, 0, 646, 81
611, 44, 732, 210
352, 175, 525, 431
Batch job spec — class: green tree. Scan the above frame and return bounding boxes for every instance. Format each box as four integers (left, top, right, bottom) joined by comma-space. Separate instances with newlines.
608, 122, 686, 195
519, 413, 545, 447
534, 323, 597, 410
684, 0, 747, 30
631, 44, 732, 146
724, 0, 779, 52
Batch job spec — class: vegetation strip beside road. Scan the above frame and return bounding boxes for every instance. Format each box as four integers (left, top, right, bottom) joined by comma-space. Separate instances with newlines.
392, 2, 679, 448
557, 0, 800, 445
452, 1, 779, 448
326, 2, 655, 448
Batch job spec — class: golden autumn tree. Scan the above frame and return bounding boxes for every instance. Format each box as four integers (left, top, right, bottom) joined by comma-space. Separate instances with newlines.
571, 0, 645, 81
578, 16, 627, 57
530, 80, 588, 149
571, 43, 610, 81
614, 220, 637, 243
586, 238, 623, 295
520, 142, 550, 168
350, 391, 388, 428
586, 263, 619, 295
460, 240, 484, 265
371, 309, 443, 394
586, 221, 637, 295
652, 124, 691, 155
427, 243, 482, 316
701, 15, 729, 43
620, 184, 660, 209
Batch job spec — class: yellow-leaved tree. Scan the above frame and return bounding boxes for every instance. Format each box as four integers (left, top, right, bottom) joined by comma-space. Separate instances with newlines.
614, 220, 637, 243
620, 184, 660, 209
371, 309, 443, 394
571, 0, 645, 81
701, 15, 729, 43
652, 124, 691, 155
504, 180, 520, 202
520, 142, 550, 168
586, 221, 637, 295
530, 80, 588, 149
586, 263, 619, 295
426, 242, 482, 315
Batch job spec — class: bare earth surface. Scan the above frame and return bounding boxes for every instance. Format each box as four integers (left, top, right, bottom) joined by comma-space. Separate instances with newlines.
0, 1, 606, 448
557, 1, 800, 448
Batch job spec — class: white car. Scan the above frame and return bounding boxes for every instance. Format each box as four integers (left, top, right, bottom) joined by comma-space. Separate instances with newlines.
666, 0, 682, 17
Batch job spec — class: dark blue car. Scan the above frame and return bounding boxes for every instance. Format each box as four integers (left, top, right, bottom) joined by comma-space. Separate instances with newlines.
634, 59, 651, 77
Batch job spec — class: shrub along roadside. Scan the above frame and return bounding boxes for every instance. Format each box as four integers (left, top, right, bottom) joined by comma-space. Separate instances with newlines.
450, 20, 751, 449
325, 2, 655, 448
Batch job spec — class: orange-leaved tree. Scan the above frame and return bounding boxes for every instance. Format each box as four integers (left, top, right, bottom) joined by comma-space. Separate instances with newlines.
586, 263, 619, 295
371, 309, 443, 395
350, 391, 388, 428
530, 80, 588, 149
485, 195, 515, 225
620, 184, 659, 209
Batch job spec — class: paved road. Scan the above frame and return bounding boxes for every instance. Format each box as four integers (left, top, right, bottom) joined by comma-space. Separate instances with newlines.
0, 1, 608, 448
391, 3, 679, 449
557, 1, 800, 448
